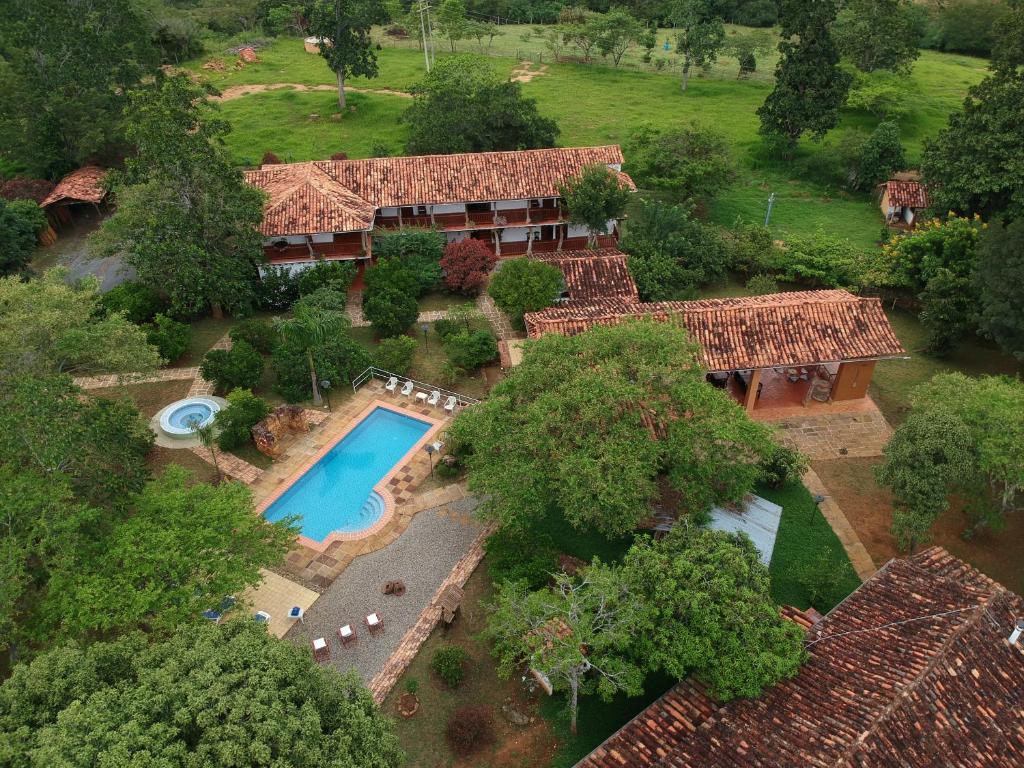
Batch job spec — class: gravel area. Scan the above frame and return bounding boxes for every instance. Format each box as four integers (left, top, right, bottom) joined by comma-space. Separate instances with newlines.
285, 498, 483, 681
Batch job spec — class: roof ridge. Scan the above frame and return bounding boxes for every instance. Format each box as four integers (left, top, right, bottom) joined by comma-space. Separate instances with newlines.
826, 565, 1006, 768
324, 144, 623, 166
678, 291, 861, 314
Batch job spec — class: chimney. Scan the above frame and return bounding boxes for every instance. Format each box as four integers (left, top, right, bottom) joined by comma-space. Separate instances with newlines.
1010, 619, 1024, 646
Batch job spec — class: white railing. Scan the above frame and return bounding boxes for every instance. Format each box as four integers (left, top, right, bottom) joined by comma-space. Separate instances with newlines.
351, 366, 481, 406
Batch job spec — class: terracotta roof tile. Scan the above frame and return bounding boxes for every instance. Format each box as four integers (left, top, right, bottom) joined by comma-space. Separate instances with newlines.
577, 547, 1024, 768
884, 180, 929, 209
40, 166, 107, 207
524, 290, 906, 371
244, 146, 629, 236
530, 249, 639, 303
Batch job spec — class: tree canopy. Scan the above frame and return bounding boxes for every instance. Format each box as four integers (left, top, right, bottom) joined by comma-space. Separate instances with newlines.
0, 270, 160, 380
308, 0, 382, 109
486, 257, 563, 329
0, 621, 403, 768
557, 164, 632, 247
975, 218, 1024, 360
92, 75, 265, 316
0, 200, 46, 277
670, 0, 726, 91
448, 321, 780, 538
833, 0, 921, 73
624, 124, 734, 202
403, 55, 559, 155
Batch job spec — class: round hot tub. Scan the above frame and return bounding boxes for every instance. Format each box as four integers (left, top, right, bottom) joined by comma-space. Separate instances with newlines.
159, 397, 222, 438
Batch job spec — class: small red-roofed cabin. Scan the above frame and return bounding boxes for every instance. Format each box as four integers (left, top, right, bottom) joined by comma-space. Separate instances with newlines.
39, 166, 109, 230
880, 179, 929, 228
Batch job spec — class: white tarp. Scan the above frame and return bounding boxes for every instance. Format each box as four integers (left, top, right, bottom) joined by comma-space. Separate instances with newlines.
708, 494, 783, 566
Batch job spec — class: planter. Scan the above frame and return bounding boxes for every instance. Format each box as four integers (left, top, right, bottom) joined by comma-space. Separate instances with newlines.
397, 692, 420, 718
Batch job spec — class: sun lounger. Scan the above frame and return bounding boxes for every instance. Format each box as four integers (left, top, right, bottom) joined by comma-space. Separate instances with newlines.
427, 390, 441, 406
400, 380, 414, 396
365, 612, 383, 634
385, 376, 398, 393
338, 624, 356, 646
254, 610, 271, 624
443, 396, 457, 414
311, 637, 330, 662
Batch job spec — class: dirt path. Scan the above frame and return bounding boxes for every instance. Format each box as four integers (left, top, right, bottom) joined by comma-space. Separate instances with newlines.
213, 83, 412, 101
510, 61, 548, 83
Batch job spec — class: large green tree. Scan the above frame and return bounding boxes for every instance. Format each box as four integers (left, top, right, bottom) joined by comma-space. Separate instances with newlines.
758, 0, 851, 150
670, 0, 726, 91
624, 124, 734, 202
486, 257, 563, 329
308, 0, 382, 109
448, 321, 779, 538
0, 0, 158, 178
403, 55, 559, 154
92, 75, 265, 317
557, 164, 632, 247
0, 200, 46, 277
0, 622, 403, 768
0, 270, 160, 380
833, 0, 921, 73
921, 3, 1024, 219
621, 526, 805, 699
975, 218, 1024, 360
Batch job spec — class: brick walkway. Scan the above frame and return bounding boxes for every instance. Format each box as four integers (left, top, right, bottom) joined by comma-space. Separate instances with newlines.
187, 333, 232, 396
367, 522, 493, 704
773, 407, 893, 461
73, 367, 200, 390
189, 445, 264, 484
476, 292, 521, 341
802, 467, 876, 580
346, 290, 452, 328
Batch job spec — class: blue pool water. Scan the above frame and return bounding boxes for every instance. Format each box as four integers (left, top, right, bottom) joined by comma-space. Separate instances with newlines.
263, 407, 431, 541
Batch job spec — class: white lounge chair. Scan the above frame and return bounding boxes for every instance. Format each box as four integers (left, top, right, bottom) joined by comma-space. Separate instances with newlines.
254, 610, 271, 624
443, 396, 457, 415
426, 390, 441, 406
385, 376, 398, 394
400, 380, 414, 396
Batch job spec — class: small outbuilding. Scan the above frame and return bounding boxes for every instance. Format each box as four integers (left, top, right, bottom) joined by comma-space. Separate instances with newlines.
879, 179, 929, 228
39, 166, 109, 230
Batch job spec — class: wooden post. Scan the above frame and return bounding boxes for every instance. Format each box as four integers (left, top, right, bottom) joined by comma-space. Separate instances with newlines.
744, 368, 762, 413
493, 231, 501, 257
429, 206, 436, 227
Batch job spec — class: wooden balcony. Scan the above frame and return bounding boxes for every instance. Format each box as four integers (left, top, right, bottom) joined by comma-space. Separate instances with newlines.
264, 239, 364, 263
528, 207, 564, 224
495, 208, 529, 225
467, 210, 496, 226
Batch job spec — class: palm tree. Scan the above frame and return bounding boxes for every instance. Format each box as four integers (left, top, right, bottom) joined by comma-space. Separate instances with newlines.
274, 310, 335, 406
193, 421, 223, 484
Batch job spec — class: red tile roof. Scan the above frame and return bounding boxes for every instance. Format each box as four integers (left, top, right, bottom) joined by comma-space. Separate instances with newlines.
524, 290, 906, 371
244, 146, 631, 236
578, 547, 1024, 768
530, 249, 639, 303
884, 180, 929, 209
40, 166, 108, 207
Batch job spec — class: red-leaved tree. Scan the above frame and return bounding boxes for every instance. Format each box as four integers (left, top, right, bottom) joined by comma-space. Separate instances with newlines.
440, 239, 498, 295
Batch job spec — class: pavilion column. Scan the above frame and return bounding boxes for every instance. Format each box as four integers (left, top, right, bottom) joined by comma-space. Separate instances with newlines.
397, 208, 403, 227
744, 368, 762, 413
429, 206, 436, 227
493, 231, 501, 256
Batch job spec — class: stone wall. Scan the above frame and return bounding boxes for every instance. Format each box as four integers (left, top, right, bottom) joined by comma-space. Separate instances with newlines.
252, 405, 309, 458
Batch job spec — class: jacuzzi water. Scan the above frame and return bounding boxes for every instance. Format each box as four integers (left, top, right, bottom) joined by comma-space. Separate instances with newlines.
262, 407, 432, 540
166, 402, 214, 431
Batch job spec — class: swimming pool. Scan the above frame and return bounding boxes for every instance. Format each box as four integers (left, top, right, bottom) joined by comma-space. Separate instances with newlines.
262, 406, 433, 542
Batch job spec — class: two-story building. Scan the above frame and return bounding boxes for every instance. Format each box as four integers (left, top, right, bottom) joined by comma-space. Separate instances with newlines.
244, 145, 633, 278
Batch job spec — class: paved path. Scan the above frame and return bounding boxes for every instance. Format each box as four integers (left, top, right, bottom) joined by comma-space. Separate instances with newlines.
802, 467, 876, 581
284, 499, 484, 684
476, 292, 520, 341
346, 290, 453, 328
774, 409, 892, 460
74, 367, 200, 390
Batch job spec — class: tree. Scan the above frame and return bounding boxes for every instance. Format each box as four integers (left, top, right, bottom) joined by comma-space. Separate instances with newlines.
440, 239, 498, 294
362, 287, 420, 338
558, 165, 632, 247
145, 313, 191, 363
403, 55, 559, 155
921, 3, 1024, 219
850, 120, 906, 192
845, 72, 914, 120
193, 421, 223, 483
486, 258, 563, 329
273, 323, 371, 402
485, 569, 644, 734
671, 0, 726, 92
436, 0, 469, 51
624, 124, 734, 202
758, 0, 851, 150
274, 309, 345, 404
876, 410, 974, 551
91, 76, 265, 317
215, 388, 272, 451
0, 270, 160, 380
562, 13, 603, 60
622, 526, 805, 698
370, 230, 445, 294
200, 340, 265, 393
443, 329, 498, 370
0, 0, 158, 178
975, 218, 1024, 360
374, 335, 418, 375
725, 30, 774, 78
0, 622, 403, 767
297, 258, 358, 295
833, 0, 921, 73
0, 199, 46, 276
448, 322, 779, 537
593, 9, 645, 67
308, 0, 381, 109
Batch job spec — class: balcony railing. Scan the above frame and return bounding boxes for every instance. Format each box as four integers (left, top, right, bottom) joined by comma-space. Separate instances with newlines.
265, 240, 365, 262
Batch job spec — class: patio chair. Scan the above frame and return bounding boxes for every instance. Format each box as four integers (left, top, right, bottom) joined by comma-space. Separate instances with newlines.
400, 380, 415, 397
254, 610, 271, 624
385, 376, 398, 394
288, 606, 304, 623
338, 624, 356, 646
426, 390, 441, 406
365, 612, 383, 634
443, 395, 457, 415
311, 637, 330, 663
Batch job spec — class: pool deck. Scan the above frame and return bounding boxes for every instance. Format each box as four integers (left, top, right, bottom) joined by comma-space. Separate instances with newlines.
250, 380, 463, 589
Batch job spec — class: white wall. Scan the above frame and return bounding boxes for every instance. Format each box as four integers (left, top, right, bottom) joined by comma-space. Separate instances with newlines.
433, 203, 466, 214
567, 224, 590, 238
502, 227, 530, 242
310, 233, 334, 244
379, 207, 399, 217
446, 231, 470, 243
495, 199, 528, 210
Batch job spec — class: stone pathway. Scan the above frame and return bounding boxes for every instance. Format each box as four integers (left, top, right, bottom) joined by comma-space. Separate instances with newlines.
187, 333, 232, 396
346, 290, 453, 329
73, 367, 200, 390
189, 445, 264, 484
773, 408, 893, 461
476, 292, 520, 341
802, 467, 876, 580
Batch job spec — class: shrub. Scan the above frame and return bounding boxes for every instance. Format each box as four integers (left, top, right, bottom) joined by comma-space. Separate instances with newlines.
101, 282, 166, 324
215, 388, 271, 451
0, 199, 47, 276
440, 240, 497, 295
433, 317, 461, 341
759, 444, 809, 488
487, 258, 562, 329
851, 121, 906, 192
431, 645, 469, 688
272, 333, 371, 402
146, 314, 191, 363
760, 232, 872, 289
731, 224, 776, 274
362, 287, 419, 337
625, 123, 735, 201
229, 318, 278, 354
404, 678, 419, 695
443, 329, 498, 371
294, 286, 349, 315
445, 706, 495, 757
297, 260, 357, 295
261, 151, 281, 164
200, 340, 265, 393
746, 273, 779, 295
371, 229, 445, 295
255, 266, 300, 311
375, 335, 418, 375
363, 254, 434, 299
484, 528, 558, 589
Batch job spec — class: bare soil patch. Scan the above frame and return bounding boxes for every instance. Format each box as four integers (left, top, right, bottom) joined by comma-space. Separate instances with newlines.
213, 83, 412, 100
509, 61, 548, 83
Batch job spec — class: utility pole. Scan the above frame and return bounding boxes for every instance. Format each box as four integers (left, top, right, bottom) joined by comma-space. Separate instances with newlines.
418, 0, 431, 72
424, 1, 436, 70
764, 192, 776, 227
